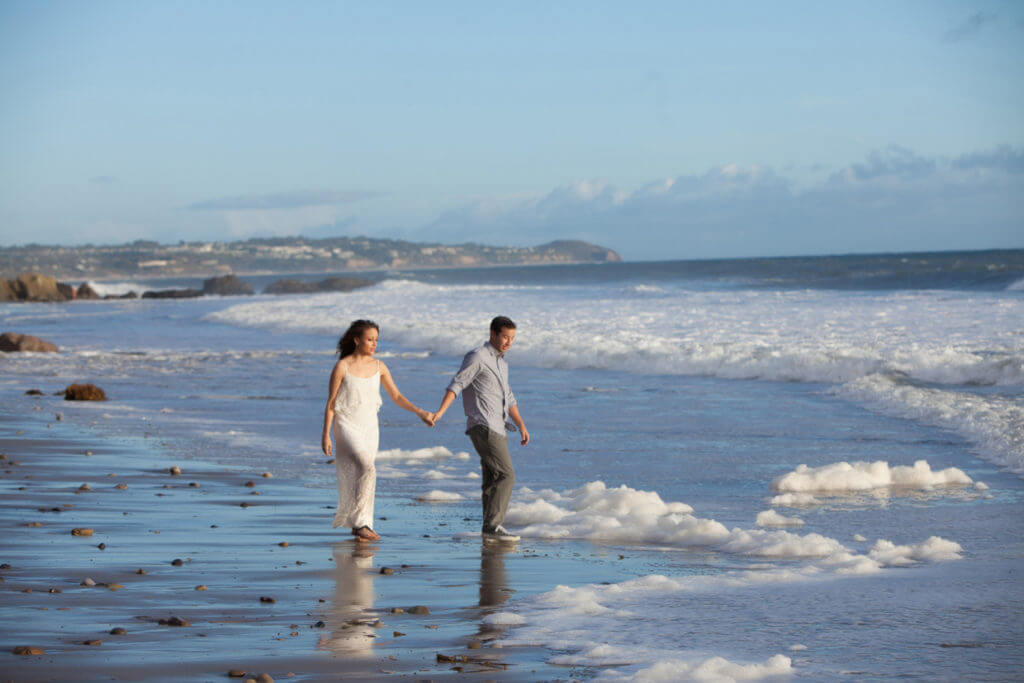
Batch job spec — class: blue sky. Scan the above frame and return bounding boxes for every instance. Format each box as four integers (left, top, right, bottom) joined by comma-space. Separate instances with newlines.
0, 1, 1021, 260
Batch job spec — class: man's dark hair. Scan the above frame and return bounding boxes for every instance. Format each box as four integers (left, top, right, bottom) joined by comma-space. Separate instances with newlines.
490, 316, 516, 334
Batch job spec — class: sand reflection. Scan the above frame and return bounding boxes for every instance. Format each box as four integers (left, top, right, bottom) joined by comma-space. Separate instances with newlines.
321, 542, 378, 656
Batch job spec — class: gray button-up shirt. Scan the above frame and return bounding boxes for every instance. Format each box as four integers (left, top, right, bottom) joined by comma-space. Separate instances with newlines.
446, 342, 517, 435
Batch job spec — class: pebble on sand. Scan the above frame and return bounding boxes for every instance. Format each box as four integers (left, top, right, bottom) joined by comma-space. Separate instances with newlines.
379, 567, 394, 575
71, 528, 94, 536
169, 466, 182, 475
189, 482, 200, 488
97, 543, 106, 550
78, 483, 91, 491
390, 607, 404, 614
393, 631, 405, 637
108, 583, 124, 591
195, 584, 208, 591
228, 670, 247, 678
467, 640, 482, 649
277, 541, 289, 547
81, 577, 96, 586
136, 569, 147, 575
158, 616, 190, 626
82, 639, 102, 646
171, 558, 184, 566
408, 605, 430, 615
115, 483, 128, 490
313, 620, 325, 628
244, 481, 255, 487
109, 627, 127, 635
259, 596, 276, 604
261, 472, 272, 478
12, 646, 45, 655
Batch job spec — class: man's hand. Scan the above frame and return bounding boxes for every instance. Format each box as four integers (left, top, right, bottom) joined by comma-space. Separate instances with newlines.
519, 427, 530, 446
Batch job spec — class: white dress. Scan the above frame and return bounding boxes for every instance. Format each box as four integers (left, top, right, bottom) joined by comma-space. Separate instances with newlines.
332, 364, 383, 529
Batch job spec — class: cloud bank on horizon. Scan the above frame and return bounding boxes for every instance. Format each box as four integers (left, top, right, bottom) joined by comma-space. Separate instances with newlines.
0, 2, 1021, 260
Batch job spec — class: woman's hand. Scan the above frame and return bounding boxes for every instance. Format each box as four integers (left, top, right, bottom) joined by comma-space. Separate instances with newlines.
418, 409, 435, 427
321, 432, 332, 456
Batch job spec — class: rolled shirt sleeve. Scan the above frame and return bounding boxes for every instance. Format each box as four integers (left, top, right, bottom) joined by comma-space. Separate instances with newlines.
450, 343, 516, 434
446, 351, 481, 397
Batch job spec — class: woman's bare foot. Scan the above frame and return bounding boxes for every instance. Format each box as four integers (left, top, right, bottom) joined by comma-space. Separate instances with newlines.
352, 526, 380, 541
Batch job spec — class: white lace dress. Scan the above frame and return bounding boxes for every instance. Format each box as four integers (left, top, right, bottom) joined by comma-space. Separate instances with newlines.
331, 365, 383, 529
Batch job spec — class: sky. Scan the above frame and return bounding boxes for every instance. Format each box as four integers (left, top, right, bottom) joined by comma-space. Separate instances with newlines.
0, 1, 1021, 261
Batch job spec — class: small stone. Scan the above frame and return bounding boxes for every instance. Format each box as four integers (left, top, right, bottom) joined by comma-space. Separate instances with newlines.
169, 466, 182, 475
136, 568, 147, 575
48, 587, 61, 593
256, 675, 274, 683
108, 583, 124, 591
313, 620, 325, 628
370, 619, 383, 628
26, 521, 43, 527
195, 584, 207, 591
188, 482, 200, 488
250, 491, 260, 496
85, 450, 93, 456
115, 483, 127, 490
259, 596, 276, 604
71, 528, 94, 536
159, 616, 190, 626
467, 640, 482, 649
379, 567, 394, 575
12, 646, 44, 655
390, 607, 404, 614
239, 502, 249, 508
78, 483, 91, 491
81, 577, 96, 586
97, 543, 106, 550
325, 459, 335, 465
278, 541, 289, 547
261, 472, 272, 478
393, 631, 405, 637
82, 639, 102, 646
171, 558, 183, 566
0, 563, 10, 569
109, 627, 127, 635
289, 631, 298, 636
228, 670, 246, 678
408, 605, 430, 615
244, 481, 255, 487
55, 413, 64, 421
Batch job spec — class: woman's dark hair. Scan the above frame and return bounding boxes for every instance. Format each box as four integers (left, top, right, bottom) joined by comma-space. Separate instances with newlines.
490, 315, 516, 334
337, 319, 379, 359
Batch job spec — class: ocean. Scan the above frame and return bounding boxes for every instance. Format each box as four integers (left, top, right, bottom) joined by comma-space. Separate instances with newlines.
2, 249, 1022, 680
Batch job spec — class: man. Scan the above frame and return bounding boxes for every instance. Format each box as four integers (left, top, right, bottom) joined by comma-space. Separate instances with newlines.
431, 316, 529, 541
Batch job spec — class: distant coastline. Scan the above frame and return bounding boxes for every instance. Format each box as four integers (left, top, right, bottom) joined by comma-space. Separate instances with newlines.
0, 236, 621, 280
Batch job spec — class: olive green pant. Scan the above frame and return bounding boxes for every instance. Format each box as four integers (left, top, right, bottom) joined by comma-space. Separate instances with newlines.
468, 425, 514, 531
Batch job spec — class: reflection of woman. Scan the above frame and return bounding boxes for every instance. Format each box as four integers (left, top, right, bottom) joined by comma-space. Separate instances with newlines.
321, 543, 377, 656
321, 320, 433, 541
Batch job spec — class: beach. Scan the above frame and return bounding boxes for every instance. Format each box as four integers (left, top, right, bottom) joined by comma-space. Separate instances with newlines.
2, 253, 1023, 681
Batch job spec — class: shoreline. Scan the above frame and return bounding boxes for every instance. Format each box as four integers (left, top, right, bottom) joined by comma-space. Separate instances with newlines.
0, 401, 561, 681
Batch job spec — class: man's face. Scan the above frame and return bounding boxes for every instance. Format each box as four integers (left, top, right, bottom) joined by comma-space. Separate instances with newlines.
489, 326, 516, 354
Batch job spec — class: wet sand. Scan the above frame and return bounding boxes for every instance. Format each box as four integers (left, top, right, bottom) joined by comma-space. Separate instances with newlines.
0, 402, 564, 681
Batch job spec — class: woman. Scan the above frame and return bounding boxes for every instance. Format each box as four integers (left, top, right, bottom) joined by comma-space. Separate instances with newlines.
321, 320, 433, 541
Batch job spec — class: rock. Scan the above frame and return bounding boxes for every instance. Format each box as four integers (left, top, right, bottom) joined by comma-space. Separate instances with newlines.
64, 384, 106, 401
408, 605, 429, 615
393, 631, 405, 637
97, 543, 106, 550
136, 569, 147, 575
0, 332, 59, 353
467, 640, 482, 649
228, 670, 247, 678
141, 288, 202, 299
26, 521, 43, 527
255, 674, 274, 683
169, 466, 182, 475
379, 567, 394, 575
109, 627, 127, 635
370, 619, 383, 628
81, 577, 96, 586
243, 481, 255, 487
158, 616, 190, 626
12, 646, 45, 655
195, 585, 207, 591
25, 388, 44, 395
78, 483, 91, 491
239, 502, 249, 508
76, 282, 100, 300
108, 583, 124, 590
0, 279, 16, 301
389, 607, 404, 614
71, 528, 94, 536
313, 620, 325, 628
82, 639, 102, 646
104, 291, 138, 300
263, 279, 318, 295
259, 596, 275, 604
316, 277, 373, 293
202, 274, 253, 296
171, 558, 183, 566
12, 273, 69, 301
277, 542, 289, 547
188, 482, 200, 487
115, 484, 128, 490
261, 472, 272, 478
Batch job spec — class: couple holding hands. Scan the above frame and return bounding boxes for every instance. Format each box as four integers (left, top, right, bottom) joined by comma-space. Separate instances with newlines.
321, 316, 528, 543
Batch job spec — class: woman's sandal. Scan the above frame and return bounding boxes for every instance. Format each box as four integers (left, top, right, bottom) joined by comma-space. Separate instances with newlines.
352, 526, 380, 541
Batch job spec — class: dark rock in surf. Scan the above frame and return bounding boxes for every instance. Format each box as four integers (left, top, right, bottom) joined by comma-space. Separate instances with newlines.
202, 274, 253, 296
1, 332, 59, 353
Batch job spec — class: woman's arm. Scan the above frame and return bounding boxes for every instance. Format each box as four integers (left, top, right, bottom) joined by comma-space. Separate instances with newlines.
380, 362, 434, 426
322, 361, 346, 455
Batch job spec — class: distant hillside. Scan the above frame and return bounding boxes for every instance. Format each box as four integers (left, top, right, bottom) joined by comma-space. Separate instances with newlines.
0, 236, 621, 280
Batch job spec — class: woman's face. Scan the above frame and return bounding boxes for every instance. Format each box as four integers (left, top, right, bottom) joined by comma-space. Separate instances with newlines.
356, 327, 378, 356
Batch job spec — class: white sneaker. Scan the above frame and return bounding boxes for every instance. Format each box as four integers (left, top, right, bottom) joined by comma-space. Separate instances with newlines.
482, 525, 520, 542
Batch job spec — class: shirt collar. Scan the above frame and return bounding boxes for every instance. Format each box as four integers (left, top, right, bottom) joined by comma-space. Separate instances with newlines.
484, 341, 504, 359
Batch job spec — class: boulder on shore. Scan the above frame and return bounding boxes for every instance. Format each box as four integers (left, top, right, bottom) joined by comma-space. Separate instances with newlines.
202, 274, 254, 296
0, 279, 16, 301
64, 384, 107, 401
10, 273, 69, 302
77, 283, 100, 300
0, 332, 59, 353
264, 276, 372, 295
141, 289, 202, 299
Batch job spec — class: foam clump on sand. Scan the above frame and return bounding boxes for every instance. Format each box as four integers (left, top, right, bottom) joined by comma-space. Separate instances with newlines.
482, 612, 525, 626
414, 490, 465, 502
617, 654, 794, 681
377, 446, 470, 462
868, 536, 964, 566
756, 510, 804, 527
769, 492, 820, 507
772, 459, 972, 493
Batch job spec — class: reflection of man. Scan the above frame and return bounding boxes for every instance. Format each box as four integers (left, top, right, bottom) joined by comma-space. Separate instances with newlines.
479, 543, 512, 609
432, 316, 529, 541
